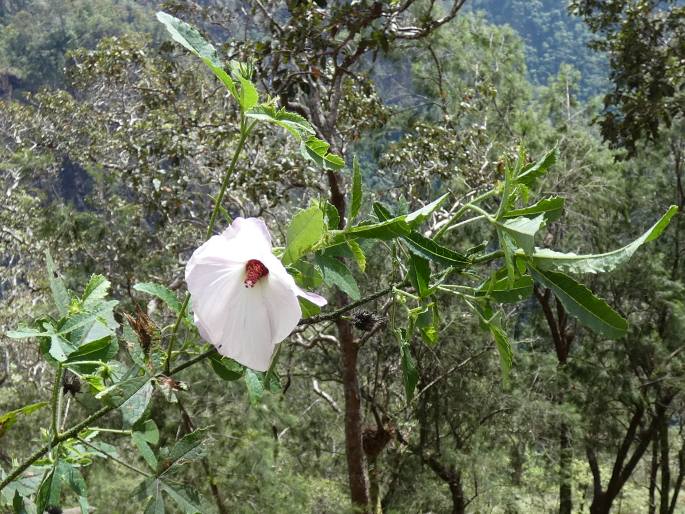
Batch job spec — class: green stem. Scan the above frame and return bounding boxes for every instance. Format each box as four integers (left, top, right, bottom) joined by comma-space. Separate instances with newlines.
51, 365, 64, 439
164, 117, 251, 374
434, 189, 495, 240
88, 427, 133, 435
77, 438, 151, 477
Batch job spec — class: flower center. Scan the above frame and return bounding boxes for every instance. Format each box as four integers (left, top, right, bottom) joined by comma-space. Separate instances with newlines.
244, 259, 269, 288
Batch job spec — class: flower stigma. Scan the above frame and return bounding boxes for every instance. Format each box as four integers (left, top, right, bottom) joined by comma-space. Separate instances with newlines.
244, 259, 269, 288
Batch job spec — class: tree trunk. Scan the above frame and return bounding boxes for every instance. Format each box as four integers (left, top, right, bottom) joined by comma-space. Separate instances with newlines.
649, 435, 659, 514
339, 317, 370, 512
448, 473, 465, 514
659, 417, 670, 514
559, 422, 573, 514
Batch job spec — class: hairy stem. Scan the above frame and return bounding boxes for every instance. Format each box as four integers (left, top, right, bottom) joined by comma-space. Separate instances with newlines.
164, 117, 251, 374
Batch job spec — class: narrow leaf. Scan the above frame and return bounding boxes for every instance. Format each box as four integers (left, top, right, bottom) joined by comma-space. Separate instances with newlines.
516, 147, 557, 186
134, 283, 181, 315
504, 196, 565, 222
529, 206, 678, 274
529, 265, 627, 338
350, 156, 362, 220
46, 250, 69, 317
407, 254, 431, 298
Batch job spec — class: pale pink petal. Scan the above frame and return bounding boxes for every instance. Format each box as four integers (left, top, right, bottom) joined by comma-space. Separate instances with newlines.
293, 286, 328, 307
220, 217, 272, 252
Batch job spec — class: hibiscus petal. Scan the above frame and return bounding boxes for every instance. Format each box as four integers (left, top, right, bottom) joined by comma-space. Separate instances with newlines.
221, 217, 272, 252
293, 286, 328, 307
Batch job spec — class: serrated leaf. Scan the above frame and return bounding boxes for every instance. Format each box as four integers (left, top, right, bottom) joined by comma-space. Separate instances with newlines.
496, 215, 545, 255
246, 105, 315, 139
120, 379, 154, 427
516, 147, 557, 186
405, 193, 449, 227
350, 156, 362, 220
300, 136, 345, 170
62, 462, 89, 514
529, 265, 627, 338
159, 427, 210, 475
346, 217, 411, 240
132, 432, 158, 470
528, 206, 678, 274
134, 283, 182, 315
81, 274, 110, 309
46, 250, 69, 317
237, 75, 258, 111
476, 274, 534, 303
324, 201, 340, 230
244, 369, 264, 405
0, 402, 48, 439
64, 336, 118, 374
346, 239, 366, 272
97, 375, 152, 409
404, 232, 470, 268
283, 206, 326, 265
315, 253, 361, 300
160, 482, 203, 514
156, 11, 237, 98
208, 354, 244, 381
6, 327, 43, 339
470, 304, 513, 385
504, 196, 565, 222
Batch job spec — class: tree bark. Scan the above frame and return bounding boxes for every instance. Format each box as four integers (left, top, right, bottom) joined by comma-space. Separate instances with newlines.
339, 317, 370, 512
649, 435, 658, 514
659, 416, 671, 514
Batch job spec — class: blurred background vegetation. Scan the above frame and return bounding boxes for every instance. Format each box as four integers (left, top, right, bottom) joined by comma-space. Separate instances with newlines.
1, 1, 684, 513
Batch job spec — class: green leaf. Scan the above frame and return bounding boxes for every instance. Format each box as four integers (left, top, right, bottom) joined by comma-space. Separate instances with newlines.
324, 201, 340, 230
46, 250, 69, 317
159, 427, 211, 475
300, 136, 345, 170
35, 467, 60, 514
81, 274, 111, 309
346, 239, 366, 272
156, 12, 237, 98
516, 147, 557, 187
244, 369, 264, 405
283, 206, 326, 265
528, 206, 678, 274
471, 304, 513, 385
97, 375, 152, 409
135, 419, 160, 445
405, 193, 449, 227
346, 217, 411, 240
407, 254, 431, 298
12, 490, 28, 514
0, 402, 48, 439
414, 304, 439, 345
315, 253, 361, 300
62, 462, 89, 514
476, 273, 534, 303
396, 329, 418, 402
208, 354, 244, 381
134, 283, 182, 315
132, 432, 158, 470
299, 296, 321, 318
65, 336, 118, 368
529, 265, 628, 338
403, 232, 471, 268
237, 75, 258, 111
120, 379, 154, 427
6, 326, 43, 339
504, 196, 565, 222
496, 215, 546, 255
159, 482, 203, 514
350, 156, 362, 220
246, 105, 315, 140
